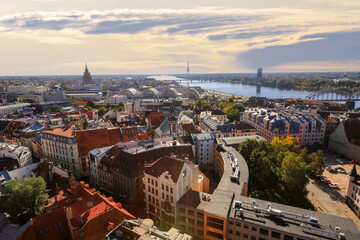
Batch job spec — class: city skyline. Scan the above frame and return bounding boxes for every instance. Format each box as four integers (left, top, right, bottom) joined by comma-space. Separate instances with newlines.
0, 1, 360, 75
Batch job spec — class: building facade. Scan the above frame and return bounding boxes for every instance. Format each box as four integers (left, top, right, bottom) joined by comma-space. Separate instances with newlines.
192, 133, 216, 166
143, 156, 206, 230
41, 126, 80, 176
245, 108, 326, 145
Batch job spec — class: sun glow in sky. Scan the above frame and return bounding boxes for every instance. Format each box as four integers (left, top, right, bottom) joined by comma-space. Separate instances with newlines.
1, 0, 360, 75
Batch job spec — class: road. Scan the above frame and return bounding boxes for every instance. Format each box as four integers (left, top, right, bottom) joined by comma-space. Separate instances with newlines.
307, 179, 360, 229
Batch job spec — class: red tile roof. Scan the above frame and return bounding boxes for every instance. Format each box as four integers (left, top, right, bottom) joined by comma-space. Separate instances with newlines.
76, 128, 122, 157
144, 156, 189, 182
113, 145, 194, 173
19, 207, 72, 240
146, 112, 165, 128
42, 125, 76, 138
20, 180, 135, 240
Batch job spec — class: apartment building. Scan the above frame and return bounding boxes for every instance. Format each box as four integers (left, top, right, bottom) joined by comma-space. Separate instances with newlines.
143, 155, 207, 230
88, 142, 195, 215
41, 126, 80, 175
0, 142, 32, 168
245, 108, 326, 145
192, 133, 216, 166
346, 164, 360, 217
0, 103, 31, 116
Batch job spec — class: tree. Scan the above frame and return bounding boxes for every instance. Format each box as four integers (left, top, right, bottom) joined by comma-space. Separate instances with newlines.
238, 138, 260, 163
66, 95, 78, 103
118, 102, 124, 111
86, 100, 95, 108
98, 107, 107, 116
280, 152, 308, 201
225, 103, 245, 122
49, 105, 62, 113
307, 150, 325, 177
0, 177, 49, 225
106, 102, 111, 109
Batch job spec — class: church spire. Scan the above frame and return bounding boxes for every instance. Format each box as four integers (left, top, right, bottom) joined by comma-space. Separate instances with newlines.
350, 164, 358, 178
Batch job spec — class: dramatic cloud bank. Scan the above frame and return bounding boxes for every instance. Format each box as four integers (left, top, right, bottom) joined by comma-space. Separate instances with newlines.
0, 7, 360, 74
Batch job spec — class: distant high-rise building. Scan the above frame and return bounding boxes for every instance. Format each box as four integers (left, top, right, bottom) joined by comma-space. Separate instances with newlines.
83, 64, 93, 85
257, 68, 263, 82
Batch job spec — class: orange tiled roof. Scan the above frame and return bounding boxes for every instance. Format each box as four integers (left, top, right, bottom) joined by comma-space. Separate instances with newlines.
76, 128, 122, 157
144, 156, 188, 182
42, 125, 76, 138
21, 180, 135, 240
147, 112, 165, 127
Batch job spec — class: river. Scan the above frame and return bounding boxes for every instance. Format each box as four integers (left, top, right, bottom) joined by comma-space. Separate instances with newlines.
179, 81, 312, 99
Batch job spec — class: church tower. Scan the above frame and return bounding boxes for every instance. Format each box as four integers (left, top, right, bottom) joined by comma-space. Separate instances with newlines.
83, 64, 93, 85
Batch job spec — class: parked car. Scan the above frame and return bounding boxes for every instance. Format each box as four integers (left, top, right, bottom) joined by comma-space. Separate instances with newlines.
324, 180, 331, 184
325, 166, 337, 173
350, 160, 356, 164
336, 159, 344, 164
335, 167, 346, 174
317, 175, 327, 181
328, 183, 338, 188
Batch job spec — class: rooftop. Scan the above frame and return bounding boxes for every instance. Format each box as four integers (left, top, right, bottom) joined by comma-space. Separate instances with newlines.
230, 195, 360, 240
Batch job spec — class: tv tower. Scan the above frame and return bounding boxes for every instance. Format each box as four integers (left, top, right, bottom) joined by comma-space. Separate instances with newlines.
186, 60, 190, 87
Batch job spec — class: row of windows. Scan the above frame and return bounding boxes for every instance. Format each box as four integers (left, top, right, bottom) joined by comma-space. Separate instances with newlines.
228, 221, 304, 240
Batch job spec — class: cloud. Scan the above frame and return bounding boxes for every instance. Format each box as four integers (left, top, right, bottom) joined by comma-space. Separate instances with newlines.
0, 7, 360, 74
238, 31, 360, 70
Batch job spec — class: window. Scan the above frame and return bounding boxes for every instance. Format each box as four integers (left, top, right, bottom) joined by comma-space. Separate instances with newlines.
284, 235, 294, 240
236, 222, 241, 226
228, 229, 233, 234
229, 220, 234, 225
170, 188, 173, 193
271, 231, 281, 239
236, 231, 240, 236
243, 233, 248, 238
259, 228, 268, 236
244, 224, 249, 229
166, 186, 169, 192
251, 226, 257, 231
162, 184, 164, 190
251, 236, 256, 240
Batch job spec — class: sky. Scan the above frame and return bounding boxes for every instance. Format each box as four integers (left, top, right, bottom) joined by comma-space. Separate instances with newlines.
0, 0, 360, 75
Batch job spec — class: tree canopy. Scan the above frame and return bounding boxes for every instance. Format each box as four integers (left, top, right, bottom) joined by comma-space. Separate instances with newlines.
0, 177, 49, 225
225, 103, 245, 122
86, 100, 95, 108
98, 107, 107, 116
238, 136, 324, 208
49, 105, 62, 113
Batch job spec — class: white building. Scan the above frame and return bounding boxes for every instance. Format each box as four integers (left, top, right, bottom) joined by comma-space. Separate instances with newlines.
0, 103, 31, 116
191, 133, 216, 166
0, 142, 32, 168
41, 126, 80, 176
66, 92, 102, 101
7, 85, 49, 94
143, 155, 204, 228
107, 94, 127, 104
89, 145, 114, 186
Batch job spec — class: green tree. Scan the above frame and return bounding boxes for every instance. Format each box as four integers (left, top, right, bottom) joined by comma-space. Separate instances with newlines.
0, 177, 49, 225
98, 107, 107, 116
280, 152, 308, 201
86, 100, 95, 108
238, 138, 260, 163
118, 102, 124, 111
307, 150, 325, 177
106, 102, 111, 109
225, 103, 245, 121
66, 95, 77, 103
49, 105, 62, 113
